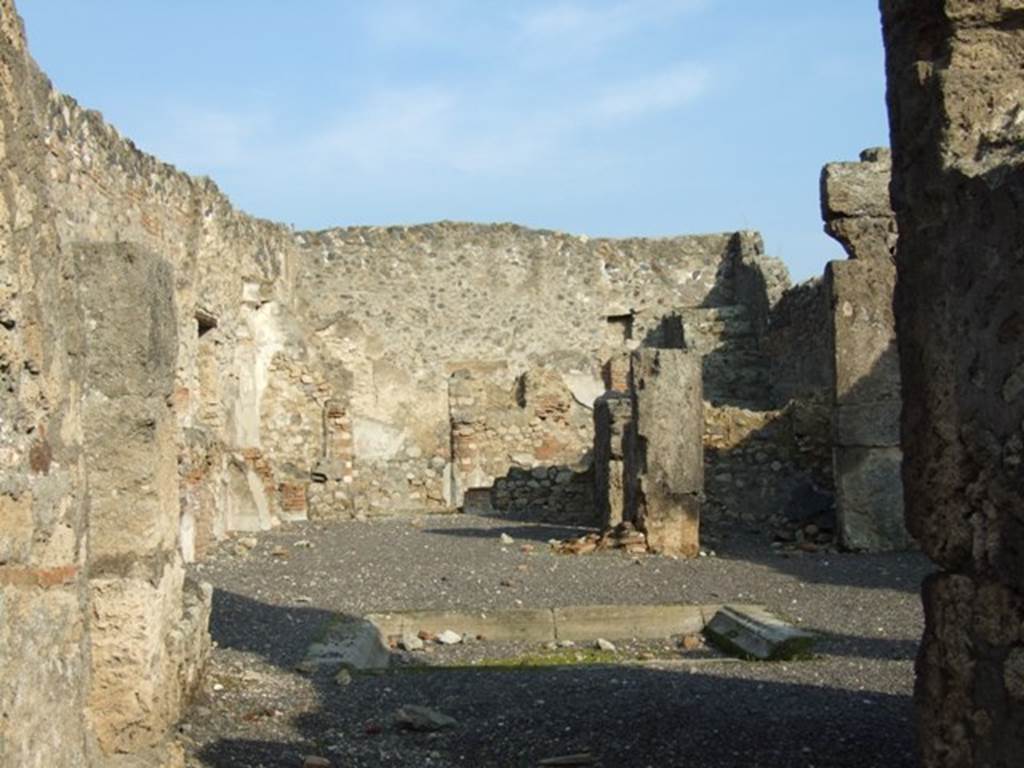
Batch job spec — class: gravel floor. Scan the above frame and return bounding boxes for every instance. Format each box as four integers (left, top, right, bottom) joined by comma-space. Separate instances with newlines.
180, 514, 932, 768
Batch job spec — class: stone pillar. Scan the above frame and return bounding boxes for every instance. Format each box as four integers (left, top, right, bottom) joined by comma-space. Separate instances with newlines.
593, 392, 632, 528
821, 150, 908, 550
882, 2, 1024, 764
77, 242, 211, 756
625, 349, 703, 556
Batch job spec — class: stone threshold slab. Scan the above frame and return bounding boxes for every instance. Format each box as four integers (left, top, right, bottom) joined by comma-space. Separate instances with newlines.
306, 603, 812, 672
365, 603, 774, 644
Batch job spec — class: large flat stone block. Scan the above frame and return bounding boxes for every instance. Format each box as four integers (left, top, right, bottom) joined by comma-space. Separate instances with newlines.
627, 349, 703, 557
827, 259, 901, 405
88, 564, 210, 754
704, 605, 816, 661
834, 446, 908, 552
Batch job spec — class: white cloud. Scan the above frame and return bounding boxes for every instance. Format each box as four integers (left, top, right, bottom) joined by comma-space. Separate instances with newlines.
520, 0, 708, 50
306, 86, 564, 175
591, 64, 710, 120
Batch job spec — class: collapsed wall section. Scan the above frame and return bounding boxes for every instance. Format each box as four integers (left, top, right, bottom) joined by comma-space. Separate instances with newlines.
882, 1, 1024, 764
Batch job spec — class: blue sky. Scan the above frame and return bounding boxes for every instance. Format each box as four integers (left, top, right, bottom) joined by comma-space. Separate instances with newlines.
20, 1, 889, 281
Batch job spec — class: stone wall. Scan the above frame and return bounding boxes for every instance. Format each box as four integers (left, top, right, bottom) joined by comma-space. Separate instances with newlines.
821, 150, 908, 551
0, 0, 318, 761
0, 5, 91, 763
75, 242, 209, 754
765, 277, 832, 406
449, 364, 594, 523
295, 225, 789, 520
882, 1, 1024, 764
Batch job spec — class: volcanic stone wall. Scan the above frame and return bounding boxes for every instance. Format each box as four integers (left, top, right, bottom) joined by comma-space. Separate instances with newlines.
882, 1, 1024, 764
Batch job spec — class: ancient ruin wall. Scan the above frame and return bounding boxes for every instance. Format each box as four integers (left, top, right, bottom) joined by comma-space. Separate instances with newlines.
0, 5, 91, 764
1, 0, 338, 761
295, 225, 788, 518
882, 1, 1024, 764
765, 277, 832, 406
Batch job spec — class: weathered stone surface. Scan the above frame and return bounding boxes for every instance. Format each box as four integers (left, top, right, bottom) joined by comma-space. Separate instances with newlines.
1, 4, 92, 764
625, 349, 703, 556
88, 573, 211, 753
368, 608, 557, 644
593, 392, 632, 528
882, 1, 1024, 763
704, 605, 816, 661
833, 446, 908, 552
823, 170, 907, 552
826, 259, 900, 404
305, 617, 392, 672
765, 277, 832, 406
821, 149, 896, 263
394, 705, 458, 732
834, 400, 902, 447
553, 604, 705, 642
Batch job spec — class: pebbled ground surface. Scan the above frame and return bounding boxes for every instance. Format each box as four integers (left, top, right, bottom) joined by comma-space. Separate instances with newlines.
180, 514, 932, 768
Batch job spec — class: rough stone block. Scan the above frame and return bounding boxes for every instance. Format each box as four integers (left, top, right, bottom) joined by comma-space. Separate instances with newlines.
827, 259, 901, 404
306, 617, 394, 671
593, 392, 632, 528
825, 256, 906, 551
88, 565, 211, 754
882, 3, 1024, 763
0, 581, 90, 767
821, 155, 892, 220
78, 243, 181, 564
834, 399, 902, 447
626, 349, 703, 556
834, 446, 908, 552
704, 605, 816, 661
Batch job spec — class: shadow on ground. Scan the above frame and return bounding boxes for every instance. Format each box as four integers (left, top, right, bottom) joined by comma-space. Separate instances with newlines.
192, 589, 919, 768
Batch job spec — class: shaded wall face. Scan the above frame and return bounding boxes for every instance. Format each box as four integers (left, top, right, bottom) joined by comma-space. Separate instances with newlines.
882, 2, 1024, 764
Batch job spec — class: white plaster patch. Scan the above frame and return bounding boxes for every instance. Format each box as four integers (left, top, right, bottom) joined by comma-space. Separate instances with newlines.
352, 416, 407, 461
563, 370, 606, 410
